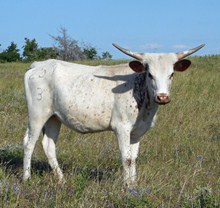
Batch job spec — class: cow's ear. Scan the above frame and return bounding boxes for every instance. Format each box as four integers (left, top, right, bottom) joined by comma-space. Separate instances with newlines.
174, 59, 191, 72
129, 61, 145, 73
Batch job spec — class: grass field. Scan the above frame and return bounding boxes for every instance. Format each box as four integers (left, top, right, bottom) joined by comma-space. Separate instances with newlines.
0, 57, 219, 207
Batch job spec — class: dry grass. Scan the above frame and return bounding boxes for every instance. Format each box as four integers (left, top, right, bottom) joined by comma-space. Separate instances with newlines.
0, 56, 219, 207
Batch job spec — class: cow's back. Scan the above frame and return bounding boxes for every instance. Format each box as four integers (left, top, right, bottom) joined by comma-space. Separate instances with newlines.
24, 60, 131, 133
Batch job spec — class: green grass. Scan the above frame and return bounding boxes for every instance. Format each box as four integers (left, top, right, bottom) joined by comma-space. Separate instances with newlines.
0, 57, 219, 207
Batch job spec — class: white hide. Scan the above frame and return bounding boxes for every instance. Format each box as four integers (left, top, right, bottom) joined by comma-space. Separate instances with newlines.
23, 54, 182, 188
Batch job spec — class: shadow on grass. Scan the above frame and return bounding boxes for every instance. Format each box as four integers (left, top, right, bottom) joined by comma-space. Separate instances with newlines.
62, 159, 118, 183
0, 144, 51, 177
0, 144, 118, 182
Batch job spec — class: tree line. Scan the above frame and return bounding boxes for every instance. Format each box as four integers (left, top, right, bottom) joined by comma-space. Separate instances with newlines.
0, 27, 112, 63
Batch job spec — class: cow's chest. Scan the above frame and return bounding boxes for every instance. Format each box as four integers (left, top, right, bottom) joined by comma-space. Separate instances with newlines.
131, 105, 157, 136
130, 73, 158, 138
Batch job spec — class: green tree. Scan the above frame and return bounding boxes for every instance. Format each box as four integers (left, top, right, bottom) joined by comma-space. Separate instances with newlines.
102, 51, 112, 60
22, 38, 39, 62
37, 47, 57, 60
83, 46, 98, 60
0, 42, 21, 62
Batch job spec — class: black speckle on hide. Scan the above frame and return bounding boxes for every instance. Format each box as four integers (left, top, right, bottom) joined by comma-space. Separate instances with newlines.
133, 73, 149, 110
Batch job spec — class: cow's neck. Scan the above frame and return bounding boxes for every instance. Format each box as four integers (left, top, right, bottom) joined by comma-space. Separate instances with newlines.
133, 73, 157, 111
130, 73, 159, 139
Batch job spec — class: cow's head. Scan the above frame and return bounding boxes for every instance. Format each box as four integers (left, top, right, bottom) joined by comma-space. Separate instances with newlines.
113, 43, 205, 105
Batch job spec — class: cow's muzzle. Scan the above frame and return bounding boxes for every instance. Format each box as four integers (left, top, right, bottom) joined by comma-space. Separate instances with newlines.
155, 93, 171, 105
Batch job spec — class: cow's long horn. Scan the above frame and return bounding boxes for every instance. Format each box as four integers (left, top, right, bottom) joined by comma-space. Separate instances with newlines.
176, 44, 205, 60
112, 43, 143, 60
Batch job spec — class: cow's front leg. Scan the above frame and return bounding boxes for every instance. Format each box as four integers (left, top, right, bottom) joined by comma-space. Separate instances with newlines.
128, 141, 140, 187
115, 128, 140, 189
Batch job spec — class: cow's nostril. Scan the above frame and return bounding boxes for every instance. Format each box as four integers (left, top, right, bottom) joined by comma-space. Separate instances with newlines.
155, 94, 171, 104
159, 96, 167, 100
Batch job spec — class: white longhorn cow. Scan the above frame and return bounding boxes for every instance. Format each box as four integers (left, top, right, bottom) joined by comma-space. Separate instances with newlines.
23, 43, 204, 188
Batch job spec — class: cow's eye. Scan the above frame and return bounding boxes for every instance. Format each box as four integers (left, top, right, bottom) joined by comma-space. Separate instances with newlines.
148, 73, 154, 79
169, 73, 174, 79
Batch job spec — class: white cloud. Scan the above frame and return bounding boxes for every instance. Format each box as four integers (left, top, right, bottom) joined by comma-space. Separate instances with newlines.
172, 44, 189, 49
138, 43, 163, 51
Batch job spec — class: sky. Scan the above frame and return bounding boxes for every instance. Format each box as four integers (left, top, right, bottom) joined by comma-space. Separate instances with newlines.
1, 0, 220, 59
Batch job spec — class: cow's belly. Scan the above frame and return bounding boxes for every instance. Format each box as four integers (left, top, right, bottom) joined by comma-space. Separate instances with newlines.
55, 107, 112, 133
51, 68, 115, 133
54, 92, 113, 133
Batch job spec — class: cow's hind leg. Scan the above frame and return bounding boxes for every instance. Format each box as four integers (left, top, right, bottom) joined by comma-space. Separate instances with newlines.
42, 116, 64, 182
23, 116, 48, 181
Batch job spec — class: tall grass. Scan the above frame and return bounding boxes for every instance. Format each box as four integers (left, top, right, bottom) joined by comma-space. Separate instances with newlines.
0, 57, 219, 207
